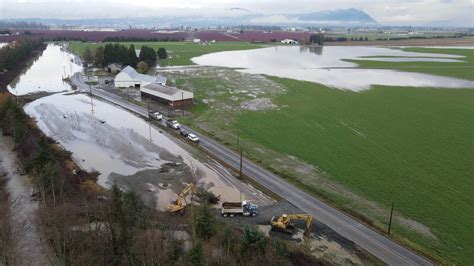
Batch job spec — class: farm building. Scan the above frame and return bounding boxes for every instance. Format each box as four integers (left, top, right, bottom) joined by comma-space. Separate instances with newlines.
281, 39, 299, 44
115, 66, 167, 88
107, 63, 122, 74
141, 83, 193, 107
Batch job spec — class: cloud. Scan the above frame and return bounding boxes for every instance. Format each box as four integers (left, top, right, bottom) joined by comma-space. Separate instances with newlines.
0, 0, 473, 26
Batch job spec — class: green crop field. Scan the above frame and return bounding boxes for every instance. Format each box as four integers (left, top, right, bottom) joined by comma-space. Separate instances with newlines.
235, 79, 473, 264
69, 41, 263, 66
231, 49, 474, 264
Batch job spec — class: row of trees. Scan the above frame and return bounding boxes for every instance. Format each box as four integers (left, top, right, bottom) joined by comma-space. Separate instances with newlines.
0, 39, 44, 70
84, 43, 138, 67
83, 43, 167, 72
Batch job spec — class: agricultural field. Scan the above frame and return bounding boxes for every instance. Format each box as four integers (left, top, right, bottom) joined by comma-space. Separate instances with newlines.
159, 47, 474, 264
69, 41, 264, 66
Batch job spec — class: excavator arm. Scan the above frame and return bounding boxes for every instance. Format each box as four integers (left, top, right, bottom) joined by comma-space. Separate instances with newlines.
168, 183, 196, 213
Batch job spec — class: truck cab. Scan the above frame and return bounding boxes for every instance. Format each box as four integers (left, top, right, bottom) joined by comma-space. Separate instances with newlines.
242, 201, 258, 217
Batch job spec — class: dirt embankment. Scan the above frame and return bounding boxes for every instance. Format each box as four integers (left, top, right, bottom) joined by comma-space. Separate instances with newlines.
326, 37, 474, 46
0, 44, 47, 93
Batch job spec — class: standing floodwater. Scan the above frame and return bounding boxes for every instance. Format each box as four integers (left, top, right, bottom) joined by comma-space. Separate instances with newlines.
192, 45, 474, 91
7, 43, 82, 96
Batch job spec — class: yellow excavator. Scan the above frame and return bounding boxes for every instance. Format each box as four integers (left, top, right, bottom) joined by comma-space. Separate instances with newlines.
168, 183, 197, 213
270, 214, 313, 236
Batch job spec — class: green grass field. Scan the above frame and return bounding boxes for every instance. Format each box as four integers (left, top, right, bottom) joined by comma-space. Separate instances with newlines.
69, 41, 263, 66
235, 79, 473, 264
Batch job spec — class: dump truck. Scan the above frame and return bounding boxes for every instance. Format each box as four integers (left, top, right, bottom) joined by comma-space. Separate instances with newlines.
221, 200, 258, 217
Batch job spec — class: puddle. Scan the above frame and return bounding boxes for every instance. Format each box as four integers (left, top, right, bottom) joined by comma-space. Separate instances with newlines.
155, 187, 178, 211
192, 46, 474, 91
8, 43, 82, 96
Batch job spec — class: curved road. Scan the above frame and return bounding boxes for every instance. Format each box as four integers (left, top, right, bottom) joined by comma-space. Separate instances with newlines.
71, 73, 432, 265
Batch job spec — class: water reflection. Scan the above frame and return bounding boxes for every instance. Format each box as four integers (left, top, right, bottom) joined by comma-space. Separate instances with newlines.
300, 45, 323, 55
7, 43, 82, 96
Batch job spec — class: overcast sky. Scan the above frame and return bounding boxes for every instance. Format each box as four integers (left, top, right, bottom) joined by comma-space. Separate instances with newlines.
0, 0, 473, 26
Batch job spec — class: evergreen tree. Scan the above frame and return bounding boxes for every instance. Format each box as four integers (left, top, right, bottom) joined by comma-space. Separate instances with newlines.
157, 47, 167, 59
124, 44, 138, 67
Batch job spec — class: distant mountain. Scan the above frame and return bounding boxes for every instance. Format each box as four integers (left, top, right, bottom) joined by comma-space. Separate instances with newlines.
3, 8, 378, 28
295, 8, 377, 24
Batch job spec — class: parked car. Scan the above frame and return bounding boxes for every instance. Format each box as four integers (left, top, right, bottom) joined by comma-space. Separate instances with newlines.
187, 133, 200, 143
180, 129, 189, 137
104, 80, 110, 84
166, 119, 180, 130
151, 112, 162, 121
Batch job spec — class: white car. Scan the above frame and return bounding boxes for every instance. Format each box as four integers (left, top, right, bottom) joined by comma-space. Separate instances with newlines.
187, 133, 200, 143
151, 112, 162, 121
166, 119, 180, 130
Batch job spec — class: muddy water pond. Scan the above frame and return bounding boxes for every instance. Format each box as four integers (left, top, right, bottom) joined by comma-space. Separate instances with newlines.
192, 45, 474, 91
8, 43, 82, 96
25, 93, 273, 207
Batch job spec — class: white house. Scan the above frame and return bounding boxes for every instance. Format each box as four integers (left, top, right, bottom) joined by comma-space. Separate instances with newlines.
193, 38, 201, 43
141, 83, 194, 107
114, 66, 167, 88
281, 39, 299, 45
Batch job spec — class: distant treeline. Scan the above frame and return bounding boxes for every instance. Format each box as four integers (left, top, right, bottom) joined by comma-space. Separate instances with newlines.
104, 37, 185, 42
0, 39, 44, 70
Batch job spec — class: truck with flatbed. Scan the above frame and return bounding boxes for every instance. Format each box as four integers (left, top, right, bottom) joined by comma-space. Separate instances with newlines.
221, 200, 258, 217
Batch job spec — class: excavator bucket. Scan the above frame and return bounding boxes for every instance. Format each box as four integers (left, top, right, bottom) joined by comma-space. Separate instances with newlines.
168, 203, 185, 213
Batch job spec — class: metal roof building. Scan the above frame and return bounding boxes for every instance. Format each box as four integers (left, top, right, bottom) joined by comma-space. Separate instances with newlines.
114, 66, 167, 88
141, 83, 194, 107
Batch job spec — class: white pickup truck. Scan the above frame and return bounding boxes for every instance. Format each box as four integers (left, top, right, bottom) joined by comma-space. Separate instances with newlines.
221, 201, 258, 217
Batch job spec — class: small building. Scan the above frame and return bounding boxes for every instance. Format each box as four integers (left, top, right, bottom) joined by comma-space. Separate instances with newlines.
193, 38, 201, 43
281, 39, 299, 45
141, 83, 193, 107
107, 63, 122, 74
114, 66, 167, 88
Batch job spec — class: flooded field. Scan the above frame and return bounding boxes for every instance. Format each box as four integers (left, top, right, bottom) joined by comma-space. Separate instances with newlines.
24, 93, 273, 208
192, 46, 474, 91
8, 43, 82, 96
5, 40, 273, 212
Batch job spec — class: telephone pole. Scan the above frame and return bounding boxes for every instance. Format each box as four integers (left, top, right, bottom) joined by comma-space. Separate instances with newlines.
388, 201, 394, 235
239, 146, 243, 179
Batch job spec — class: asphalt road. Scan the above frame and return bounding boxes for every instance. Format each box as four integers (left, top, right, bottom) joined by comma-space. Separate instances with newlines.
70, 73, 432, 265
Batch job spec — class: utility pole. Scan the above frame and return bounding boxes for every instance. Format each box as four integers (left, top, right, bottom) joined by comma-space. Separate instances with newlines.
239, 146, 243, 180
181, 91, 184, 116
388, 201, 394, 235
147, 99, 150, 119
237, 131, 240, 148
